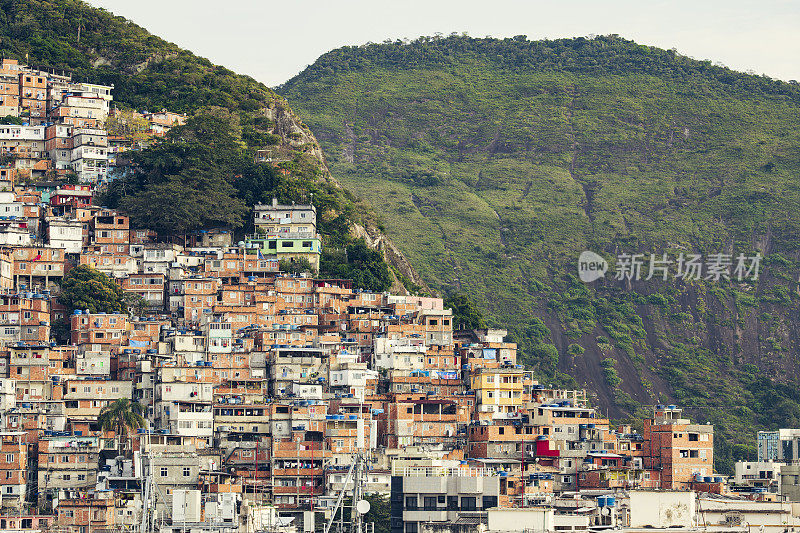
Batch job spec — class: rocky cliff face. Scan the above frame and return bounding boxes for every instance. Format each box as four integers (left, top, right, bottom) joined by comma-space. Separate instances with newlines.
263, 102, 329, 166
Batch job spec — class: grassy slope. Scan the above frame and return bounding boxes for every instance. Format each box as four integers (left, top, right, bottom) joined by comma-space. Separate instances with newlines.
282, 36, 800, 472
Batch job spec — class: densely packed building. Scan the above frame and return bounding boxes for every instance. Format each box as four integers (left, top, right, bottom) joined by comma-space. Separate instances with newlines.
0, 60, 794, 533
0, 176, 794, 533
0, 59, 184, 186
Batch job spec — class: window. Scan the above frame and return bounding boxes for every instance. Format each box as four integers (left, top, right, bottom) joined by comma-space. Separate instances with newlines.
482, 496, 498, 509
423, 496, 437, 511
160, 467, 168, 477
183, 467, 191, 477
405, 496, 417, 510
461, 497, 477, 511
447, 496, 458, 511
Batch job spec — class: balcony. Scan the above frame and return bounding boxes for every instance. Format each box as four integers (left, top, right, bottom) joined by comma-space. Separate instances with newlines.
272, 468, 323, 477
272, 485, 323, 495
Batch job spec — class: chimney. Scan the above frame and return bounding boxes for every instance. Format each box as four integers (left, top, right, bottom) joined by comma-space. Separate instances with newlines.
272, 198, 278, 207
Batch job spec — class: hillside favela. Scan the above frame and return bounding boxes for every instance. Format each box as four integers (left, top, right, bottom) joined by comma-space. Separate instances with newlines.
0, 1, 798, 533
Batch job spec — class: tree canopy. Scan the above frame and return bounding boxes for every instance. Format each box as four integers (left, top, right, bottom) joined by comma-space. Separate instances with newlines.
98, 398, 146, 456
445, 294, 487, 330
58, 265, 127, 315
105, 109, 151, 141
320, 240, 392, 293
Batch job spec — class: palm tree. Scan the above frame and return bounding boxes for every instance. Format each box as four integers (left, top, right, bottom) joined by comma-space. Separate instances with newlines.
98, 398, 146, 457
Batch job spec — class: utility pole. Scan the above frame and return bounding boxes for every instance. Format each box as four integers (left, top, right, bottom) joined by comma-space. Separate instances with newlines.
521, 435, 525, 508
349, 457, 361, 533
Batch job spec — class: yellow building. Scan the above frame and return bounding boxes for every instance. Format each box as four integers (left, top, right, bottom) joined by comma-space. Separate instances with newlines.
470, 367, 526, 420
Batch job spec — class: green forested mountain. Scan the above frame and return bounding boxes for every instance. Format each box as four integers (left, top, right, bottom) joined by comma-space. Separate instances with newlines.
281, 35, 800, 472
0, 0, 412, 292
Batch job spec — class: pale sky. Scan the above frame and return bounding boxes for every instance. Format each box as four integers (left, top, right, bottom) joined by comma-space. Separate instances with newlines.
86, 0, 799, 87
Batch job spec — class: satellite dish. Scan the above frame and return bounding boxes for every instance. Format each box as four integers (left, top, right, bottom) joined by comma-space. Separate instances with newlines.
356, 500, 371, 515
602, 508, 611, 516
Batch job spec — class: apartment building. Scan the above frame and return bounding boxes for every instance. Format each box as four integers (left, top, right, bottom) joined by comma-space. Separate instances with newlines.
62, 379, 133, 420
470, 367, 527, 421
759, 429, 800, 462
0, 431, 28, 511
70, 313, 130, 347
154, 381, 214, 437
390, 464, 503, 533
37, 435, 102, 499
381, 394, 470, 448
643, 405, 714, 489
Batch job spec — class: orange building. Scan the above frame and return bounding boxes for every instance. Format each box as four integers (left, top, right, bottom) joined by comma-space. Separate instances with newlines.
69, 312, 130, 347
643, 405, 714, 489
380, 394, 471, 448
0, 431, 28, 511
91, 209, 130, 255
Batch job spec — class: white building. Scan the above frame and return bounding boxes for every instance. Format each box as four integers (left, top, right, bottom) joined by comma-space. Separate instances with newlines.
47, 217, 83, 253
628, 490, 695, 528
154, 382, 214, 437
329, 362, 378, 399
254, 198, 316, 236
734, 460, 784, 492
374, 337, 426, 372
75, 347, 113, 378
698, 496, 799, 533
0, 226, 31, 246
